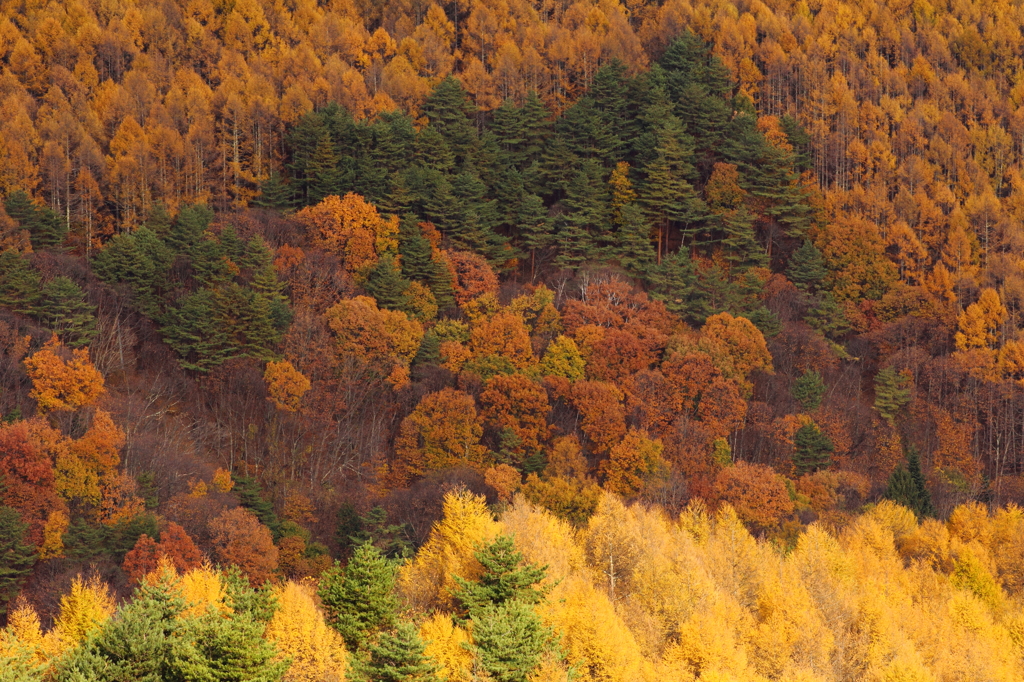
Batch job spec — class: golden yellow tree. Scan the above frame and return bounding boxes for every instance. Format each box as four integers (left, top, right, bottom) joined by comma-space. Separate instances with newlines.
23, 337, 105, 413
265, 581, 348, 682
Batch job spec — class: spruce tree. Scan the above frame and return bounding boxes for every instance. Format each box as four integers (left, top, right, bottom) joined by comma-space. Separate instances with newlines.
144, 201, 173, 236
348, 507, 412, 560
874, 368, 912, 424
364, 253, 412, 311
516, 193, 551, 281
255, 171, 296, 210
37, 277, 98, 348
613, 203, 656, 275
469, 601, 551, 682
350, 622, 440, 682
232, 475, 282, 537
648, 248, 704, 320
318, 542, 400, 649
397, 217, 437, 282
0, 250, 41, 313
0, 507, 36, 616
787, 240, 828, 292
554, 161, 607, 270
885, 447, 935, 518
161, 289, 232, 371
4, 192, 68, 250
792, 369, 827, 412
792, 423, 834, 476
453, 535, 548, 614
412, 330, 442, 368
167, 204, 214, 252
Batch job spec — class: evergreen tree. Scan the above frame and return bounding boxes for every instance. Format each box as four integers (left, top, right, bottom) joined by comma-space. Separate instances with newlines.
222, 565, 279, 623
318, 542, 399, 649
648, 248, 704, 320
787, 240, 828, 292
348, 507, 412, 560
792, 423, 834, 476
255, 171, 296, 210
0, 507, 36, 616
334, 502, 363, 559
4, 192, 68, 250
37, 277, 98, 347
55, 569, 185, 681
364, 253, 412, 311
638, 115, 705, 244
412, 330, 442, 368
469, 601, 551, 682
350, 622, 440, 682
167, 204, 214, 252
397, 217, 437, 282
885, 447, 935, 518
805, 293, 852, 340
161, 289, 232, 371
0, 250, 41, 313
613, 203, 656, 275
144, 201, 173, 236
306, 136, 345, 204
516, 193, 551, 280
423, 77, 477, 164
792, 369, 827, 411
719, 206, 766, 270
874, 368, 912, 424
554, 161, 607, 270
232, 475, 282, 537
92, 228, 171, 316
188, 233, 232, 286
453, 535, 548, 615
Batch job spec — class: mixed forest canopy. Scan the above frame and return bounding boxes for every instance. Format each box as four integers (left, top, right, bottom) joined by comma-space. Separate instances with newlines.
5, 0, 1024, 678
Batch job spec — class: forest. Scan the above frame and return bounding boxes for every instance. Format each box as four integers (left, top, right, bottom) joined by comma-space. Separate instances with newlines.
4, 0, 1024, 678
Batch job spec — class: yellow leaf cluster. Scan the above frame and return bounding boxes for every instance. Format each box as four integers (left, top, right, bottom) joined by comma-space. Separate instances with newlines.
266, 581, 348, 682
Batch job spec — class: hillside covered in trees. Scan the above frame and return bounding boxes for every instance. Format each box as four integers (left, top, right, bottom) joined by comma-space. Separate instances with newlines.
5, 0, 1024, 678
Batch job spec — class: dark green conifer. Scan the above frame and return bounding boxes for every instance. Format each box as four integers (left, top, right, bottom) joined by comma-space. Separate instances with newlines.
792, 422, 834, 476
318, 542, 399, 649
0, 506, 36, 616
0, 250, 41, 313
885, 447, 935, 518
255, 171, 296, 210
787, 240, 828, 292
874, 368, 912, 424
554, 161, 607, 270
469, 601, 551, 682
307, 136, 345, 204
37, 277, 97, 348
167, 204, 214, 252
364, 253, 412, 311
792, 369, 827, 412
350, 622, 440, 682
144, 201, 173, 236
453, 535, 548, 615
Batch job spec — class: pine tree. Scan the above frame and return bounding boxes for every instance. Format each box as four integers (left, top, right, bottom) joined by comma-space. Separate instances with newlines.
453, 535, 548, 615
232, 475, 281, 537
307, 136, 345, 205
423, 77, 478, 164
0, 507, 36, 616
37, 277, 98, 347
638, 115, 705, 250
255, 171, 296, 210
350, 622, 440, 682
0, 250, 41, 313
4, 192, 68, 250
792, 369, 826, 411
614, 203, 656, 275
335, 502, 363, 559
144, 201, 173, 236
885, 447, 935, 518
787, 240, 828, 292
720, 206, 766, 270
792, 423, 834, 476
805, 293, 852, 340
318, 542, 399, 649
161, 289, 232, 371
468, 600, 551, 682
167, 204, 214, 252
874, 368, 912, 424
348, 507, 412, 560
364, 253, 412, 311
554, 161, 607, 270
413, 330, 442, 368
397, 217, 437, 282
648, 248, 705, 320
